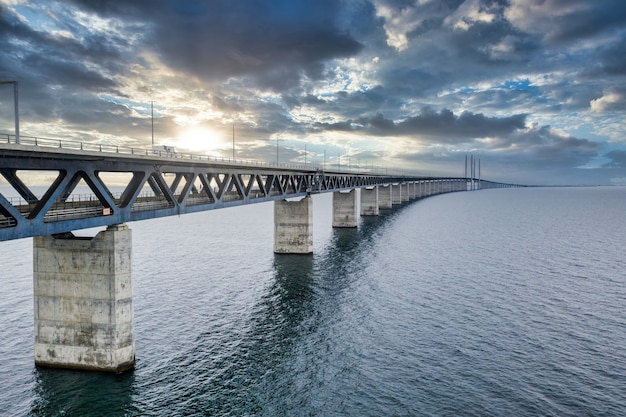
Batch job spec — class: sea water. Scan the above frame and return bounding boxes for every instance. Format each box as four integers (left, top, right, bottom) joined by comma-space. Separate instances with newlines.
0, 187, 624, 416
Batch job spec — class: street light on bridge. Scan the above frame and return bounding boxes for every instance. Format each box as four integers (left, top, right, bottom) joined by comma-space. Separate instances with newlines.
0, 80, 19, 144
272, 135, 285, 165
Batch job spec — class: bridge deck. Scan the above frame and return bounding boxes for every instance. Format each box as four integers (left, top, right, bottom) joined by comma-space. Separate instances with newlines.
0, 137, 518, 241
0, 142, 486, 241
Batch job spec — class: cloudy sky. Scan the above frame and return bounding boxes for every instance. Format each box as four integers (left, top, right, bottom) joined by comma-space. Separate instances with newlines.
1, 0, 625, 185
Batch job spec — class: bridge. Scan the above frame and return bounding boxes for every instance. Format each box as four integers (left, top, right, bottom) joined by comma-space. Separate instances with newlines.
0, 134, 521, 372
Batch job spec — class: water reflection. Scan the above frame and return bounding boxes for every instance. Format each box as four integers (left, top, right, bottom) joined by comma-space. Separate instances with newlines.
26, 199, 417, 416
31, 367, 135, 417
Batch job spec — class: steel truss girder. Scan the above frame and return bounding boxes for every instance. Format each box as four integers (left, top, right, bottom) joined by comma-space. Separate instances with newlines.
0, 151, 422, 241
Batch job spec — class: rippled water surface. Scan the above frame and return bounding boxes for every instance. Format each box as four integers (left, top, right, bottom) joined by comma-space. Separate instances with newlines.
1, 187, 625, 416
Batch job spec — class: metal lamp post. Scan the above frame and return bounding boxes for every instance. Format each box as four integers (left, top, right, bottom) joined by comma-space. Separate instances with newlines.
1, 81, 19, 144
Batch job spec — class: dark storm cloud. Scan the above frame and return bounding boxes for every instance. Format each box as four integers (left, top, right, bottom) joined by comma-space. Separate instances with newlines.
0, 3, 127, 123
502, 126, 601, 169
314, 108, 527, 142
394, 108, 526, 140
537, 0, 626, 45
22, 55, 116, 91
0, 4, 128, 75
362, 2, 542, 109
603, 150, 626, 169
394, 124, 604, 185
597, 38, 626, 76
1, 0, 625, 185
68, 0, 363, 90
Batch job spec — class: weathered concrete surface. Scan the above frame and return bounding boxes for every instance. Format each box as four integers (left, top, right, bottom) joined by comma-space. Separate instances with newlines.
360, 187, 379, 216
274, 196, 313, 254
408, 182, 416, 200
33, 224, 135, 372
332, 190, 358, 227
416, 181, 424, 198
392, 184, 403, 205
401, 183, 410, 202
379, 185, 392, 209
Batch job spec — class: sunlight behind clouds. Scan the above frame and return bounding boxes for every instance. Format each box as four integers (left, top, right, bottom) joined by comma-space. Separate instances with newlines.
1, 0, 625, 185
176, 126, 224, 153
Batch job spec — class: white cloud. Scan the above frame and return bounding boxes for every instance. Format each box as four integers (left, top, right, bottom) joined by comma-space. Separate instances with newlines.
483, 35, 518, 59
590, 92, 624, 113
505, 0, 589, 35
444, 0, 497, 31
373, 1, 425, 51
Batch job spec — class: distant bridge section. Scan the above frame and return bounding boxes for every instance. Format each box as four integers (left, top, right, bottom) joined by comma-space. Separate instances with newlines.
0, 134, 519, 241
0, 134, 523, 373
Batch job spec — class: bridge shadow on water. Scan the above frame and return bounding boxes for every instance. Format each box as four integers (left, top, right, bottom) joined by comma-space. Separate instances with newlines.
189, 203, 416, 414
30, 366, 135, 416
147, 202, 415, 415
27, 198, 423, 416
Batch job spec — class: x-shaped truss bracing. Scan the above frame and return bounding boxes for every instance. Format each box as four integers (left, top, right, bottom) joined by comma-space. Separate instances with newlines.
0, 149, 403, 241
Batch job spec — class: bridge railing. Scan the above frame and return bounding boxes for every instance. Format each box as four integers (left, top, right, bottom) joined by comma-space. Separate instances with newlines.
0, 133, 399, 176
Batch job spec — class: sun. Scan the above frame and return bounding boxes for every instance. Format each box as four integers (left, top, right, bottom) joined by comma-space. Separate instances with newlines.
176, 126, 222, 154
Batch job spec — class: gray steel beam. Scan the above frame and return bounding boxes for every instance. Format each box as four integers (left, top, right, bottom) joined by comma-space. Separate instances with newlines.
0, 146, 521, 241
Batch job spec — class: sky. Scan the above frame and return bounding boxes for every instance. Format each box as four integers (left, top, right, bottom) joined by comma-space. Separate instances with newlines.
0, 0, 625, 186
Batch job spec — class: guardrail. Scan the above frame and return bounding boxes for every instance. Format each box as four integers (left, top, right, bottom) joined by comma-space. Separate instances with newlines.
0, 133, 402, 176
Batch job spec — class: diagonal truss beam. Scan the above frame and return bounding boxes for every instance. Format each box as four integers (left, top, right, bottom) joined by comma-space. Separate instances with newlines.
0, 147, 486, 241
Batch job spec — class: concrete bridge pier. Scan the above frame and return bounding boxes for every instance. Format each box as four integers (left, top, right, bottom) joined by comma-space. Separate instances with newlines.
392, 184, 403, 205
424, 181, 431, 197
332, 190, 358, 228
360, 187, 379, 216
379, 185, 392, 209
274, 196, 313, 254
416, 181, 423, 198
33, 224, 135, 372
401, 183, 410, 202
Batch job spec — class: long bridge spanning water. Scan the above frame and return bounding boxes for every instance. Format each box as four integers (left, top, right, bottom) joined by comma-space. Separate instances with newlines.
0, 135, 521, 372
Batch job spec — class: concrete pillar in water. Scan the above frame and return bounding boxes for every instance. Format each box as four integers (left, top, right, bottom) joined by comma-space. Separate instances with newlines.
33, 224, 135, 372
274, 195, 313, 254
379, 185, 392, 209
360, 187, 379, 216
333, 190, 358, 227
401, 183, 410, 202
408, 182, 416, 200
392, 184, 402, 205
